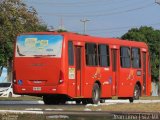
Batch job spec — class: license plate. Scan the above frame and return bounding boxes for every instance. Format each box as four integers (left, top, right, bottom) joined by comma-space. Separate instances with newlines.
33, 87, 41, 91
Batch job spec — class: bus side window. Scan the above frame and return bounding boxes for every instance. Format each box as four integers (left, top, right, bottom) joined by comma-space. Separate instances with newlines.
131, 48, 141, 68
120, 47, 131, 68
85, 43, 98, 66
68, 41, 74, 66
98, 44, 110, 67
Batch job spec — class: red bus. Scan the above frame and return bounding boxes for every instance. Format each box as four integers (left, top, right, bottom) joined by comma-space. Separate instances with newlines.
13, 32, 151, 104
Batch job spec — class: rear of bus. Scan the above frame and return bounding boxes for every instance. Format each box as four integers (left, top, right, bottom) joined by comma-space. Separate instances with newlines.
13, 33, 66, 96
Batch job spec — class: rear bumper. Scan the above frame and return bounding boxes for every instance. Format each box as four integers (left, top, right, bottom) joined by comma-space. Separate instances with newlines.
13, 84, 67, 95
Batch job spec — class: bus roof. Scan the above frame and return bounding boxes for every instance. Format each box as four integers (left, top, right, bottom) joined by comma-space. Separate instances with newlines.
19, 31, 148, 49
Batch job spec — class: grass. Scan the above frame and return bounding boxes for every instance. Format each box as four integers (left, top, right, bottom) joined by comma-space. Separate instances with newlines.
140, 96, 160, 100
0, 114, 47, 120
0, 114, 110, 120
87, 103, 160, 112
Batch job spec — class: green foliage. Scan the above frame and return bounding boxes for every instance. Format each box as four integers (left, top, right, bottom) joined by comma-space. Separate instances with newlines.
57, 29, 68, 32
121, 26, 160, 81
0, 0, 47, 67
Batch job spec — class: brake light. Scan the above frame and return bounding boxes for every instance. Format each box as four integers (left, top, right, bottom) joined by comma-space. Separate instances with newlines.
13, 79, 16, 83
13, 71, 16, 84
59, 71, 64, 84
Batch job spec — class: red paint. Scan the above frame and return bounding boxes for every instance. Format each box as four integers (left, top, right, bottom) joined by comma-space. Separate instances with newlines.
13, 32, 151, 100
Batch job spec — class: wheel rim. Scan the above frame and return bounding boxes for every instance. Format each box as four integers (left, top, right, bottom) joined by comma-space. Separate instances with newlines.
93, 88, 99, 101
91, 83, 100, 104
134, 86, 140, 99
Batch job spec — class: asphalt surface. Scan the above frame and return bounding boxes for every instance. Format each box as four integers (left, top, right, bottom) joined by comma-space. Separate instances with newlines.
1, 99, 160, 105
0, 100, 160, 120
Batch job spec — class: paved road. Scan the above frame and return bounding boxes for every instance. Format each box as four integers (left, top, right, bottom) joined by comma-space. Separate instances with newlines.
0, 99, 160, 105
0, 100, 160, 120
0, 109, 159, 120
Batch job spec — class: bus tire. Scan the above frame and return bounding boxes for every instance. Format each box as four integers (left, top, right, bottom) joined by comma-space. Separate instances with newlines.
129, 97, 134, 103
76, 100, 81, 104
43, 95, 60, 105
82, 99, 88, 105
43, 95, 52, 105
91, 83, 100, 104
100, 99, 105, 103
129, 84, 141, 103
134, 84, 141, 100
59, 99, 66, 104
9, 92, 12, 98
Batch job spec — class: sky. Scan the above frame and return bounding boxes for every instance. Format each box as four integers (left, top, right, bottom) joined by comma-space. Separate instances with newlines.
23, 0, 160, 38
1, 0, 160, 82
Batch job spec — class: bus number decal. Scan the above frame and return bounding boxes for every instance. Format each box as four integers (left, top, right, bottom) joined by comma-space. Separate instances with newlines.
69, 68, 75, 79
127, 70, 135, 80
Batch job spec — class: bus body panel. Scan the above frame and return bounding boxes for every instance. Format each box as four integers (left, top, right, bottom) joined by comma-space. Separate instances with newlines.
13, 57, 69, 95
14, 58, 61, 86
13, 32, 151, 101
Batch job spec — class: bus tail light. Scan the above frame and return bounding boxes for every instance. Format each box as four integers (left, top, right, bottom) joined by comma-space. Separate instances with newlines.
13, 79, 17, 83
59, 71, 64, 84
13, 71, 17, 84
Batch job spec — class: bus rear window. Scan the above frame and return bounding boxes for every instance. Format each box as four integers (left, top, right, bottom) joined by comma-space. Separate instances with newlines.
16, 35, 63, 57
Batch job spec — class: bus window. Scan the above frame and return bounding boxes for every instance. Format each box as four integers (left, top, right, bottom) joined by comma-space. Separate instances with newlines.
85, 43, 98, 66
120, 47, 131, 68
16, 35, 63, 57
131, 48, 141, 68
68, 41, 74, 66
98, 44, 110, 67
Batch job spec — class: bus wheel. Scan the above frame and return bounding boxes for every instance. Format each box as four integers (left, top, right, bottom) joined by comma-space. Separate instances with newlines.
91, 83, 100, 104
129, 97, 134, 103
76, 100, 81, 104
43, 95, 52, 105
9, 92, 12, 98
59, 99, 66, 104
82, 99, 88, 105
43, 95, 60, 105
100, 99, 105, 103
129, 84, 140, 103
134, 84, 141, 100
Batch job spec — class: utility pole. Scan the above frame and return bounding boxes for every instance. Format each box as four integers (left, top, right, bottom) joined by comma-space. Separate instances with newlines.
60, 17, 64, 30
159, 51, 160, 81
58, 17, 65, 31
158, 47, 160, 96
80, 18, 90, 34
156, 0, 160, 96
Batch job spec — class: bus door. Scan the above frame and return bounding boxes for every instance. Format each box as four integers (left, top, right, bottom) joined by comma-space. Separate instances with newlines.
75, 46, 82, 97
111, 49, 118, 96
142, 52, 147, 95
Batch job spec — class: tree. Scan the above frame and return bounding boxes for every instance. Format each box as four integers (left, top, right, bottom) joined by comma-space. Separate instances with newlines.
121, 26, 160, 82
0, 0, 47, 80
